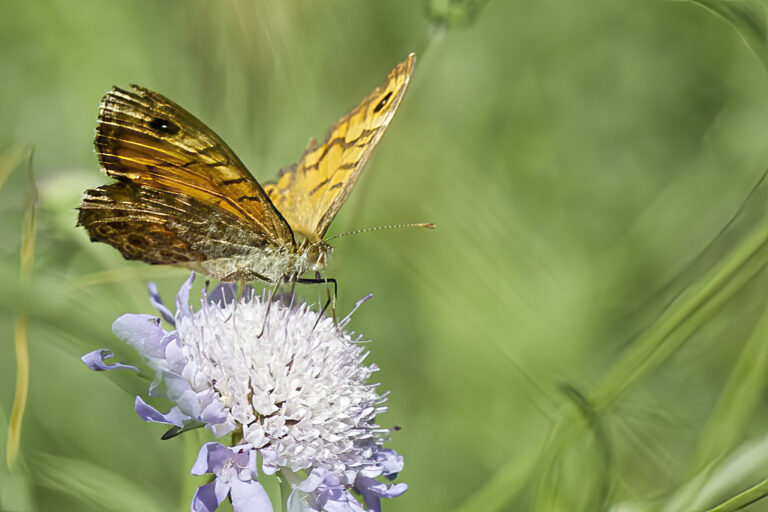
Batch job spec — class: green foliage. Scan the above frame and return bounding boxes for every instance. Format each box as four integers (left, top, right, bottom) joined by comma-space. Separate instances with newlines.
4, 0, 768, 510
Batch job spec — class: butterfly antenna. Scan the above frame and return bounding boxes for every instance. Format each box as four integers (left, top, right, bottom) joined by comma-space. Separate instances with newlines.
325, 222, 435, 241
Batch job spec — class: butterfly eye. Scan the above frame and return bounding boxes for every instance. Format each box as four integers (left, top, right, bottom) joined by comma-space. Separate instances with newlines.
373, 91, 393, 113
148, 117, 180, 136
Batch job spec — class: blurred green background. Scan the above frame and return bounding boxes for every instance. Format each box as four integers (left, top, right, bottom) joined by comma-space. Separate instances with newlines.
5, 0, 768, 510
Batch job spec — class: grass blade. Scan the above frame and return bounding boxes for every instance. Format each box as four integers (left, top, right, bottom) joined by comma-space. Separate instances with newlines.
687, 0, 768, 72
690, 304, 768, 474
33, 453, 169, 512
706, 478, 768, 512
0, 145, 28, 192
7, 151, 36, 471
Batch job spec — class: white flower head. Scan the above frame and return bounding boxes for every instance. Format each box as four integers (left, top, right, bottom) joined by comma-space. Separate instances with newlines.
176, 278, 388, 474
83, 273, 406, 511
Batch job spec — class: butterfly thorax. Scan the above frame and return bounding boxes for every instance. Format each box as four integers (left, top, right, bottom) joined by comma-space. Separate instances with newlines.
187, 239, 330, 283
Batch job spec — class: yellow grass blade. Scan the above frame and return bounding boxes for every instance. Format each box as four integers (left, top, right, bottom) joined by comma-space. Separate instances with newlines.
7, 315, 29, 471
7, 150, 36, 471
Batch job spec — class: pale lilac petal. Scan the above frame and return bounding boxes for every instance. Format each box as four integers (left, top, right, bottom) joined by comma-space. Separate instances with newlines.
191, 442, 217, 475
376, 449, 403, 477
192, 389, 232, 433
229, 445, 256, 478
81, 349, 138, 372
191, 482, 220, 512
147, 377, 164, 398
244, 446, 258, 474
324, 492, 365, 512
247, 424, 269, 450
190, 443, 266, 511
176, 272, 196, 318
339, 294, 373, 328
298, 468, 327, 492
112, 314, 168, 360
287, 489, 323, 512
214, 477, 232, 504
200, 398, 230, 429
356, 476, 407, 512
230, 479, 273, 512
148, 282, 176, 326
343, 470, 357, 485
290, 470, 351, 512
209, 418, 236, 437
162, 334, 186, 372
358, 465, 383, 479
160, 374, 230, 433
191, 442, 231, 475
164, 373, 201, 417
260, 446, 279, 475
206, 283, 239, 307
135, 396, 189, 426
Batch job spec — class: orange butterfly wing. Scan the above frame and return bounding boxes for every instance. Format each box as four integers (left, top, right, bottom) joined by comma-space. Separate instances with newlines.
93, 85, 294, 246
263, 54, 415, 243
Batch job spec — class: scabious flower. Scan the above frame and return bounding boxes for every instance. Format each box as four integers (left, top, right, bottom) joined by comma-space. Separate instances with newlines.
82, 273, 407, 511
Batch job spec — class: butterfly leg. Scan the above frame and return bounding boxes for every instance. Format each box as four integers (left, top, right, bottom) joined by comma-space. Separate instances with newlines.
257, 277, 283, 338
283, 275, 300, 339
296, 275, 338, 330
324, 274, 338, 327
287, 274, 298, 310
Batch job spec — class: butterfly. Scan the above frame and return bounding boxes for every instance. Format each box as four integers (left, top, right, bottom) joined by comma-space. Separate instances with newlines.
78, 54, 415, 283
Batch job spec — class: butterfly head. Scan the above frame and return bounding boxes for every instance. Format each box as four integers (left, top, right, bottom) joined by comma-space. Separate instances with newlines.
293, 230, 333, 273
302, 239, 333, 272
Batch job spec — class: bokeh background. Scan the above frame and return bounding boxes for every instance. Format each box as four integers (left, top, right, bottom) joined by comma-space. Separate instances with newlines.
4, 0, 768, 510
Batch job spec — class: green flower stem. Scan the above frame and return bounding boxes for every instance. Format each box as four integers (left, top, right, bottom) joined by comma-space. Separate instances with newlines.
279, 475, 294, 512
181, 429, 207, 512
705, 478, 768, 512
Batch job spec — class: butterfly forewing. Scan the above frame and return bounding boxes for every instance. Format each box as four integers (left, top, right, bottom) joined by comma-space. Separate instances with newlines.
263, 54, 415, 241
95, 86, 294, 244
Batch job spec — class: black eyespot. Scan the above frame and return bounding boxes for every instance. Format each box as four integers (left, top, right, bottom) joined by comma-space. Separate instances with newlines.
148, 117, 180, 136
373, 91, 393, 113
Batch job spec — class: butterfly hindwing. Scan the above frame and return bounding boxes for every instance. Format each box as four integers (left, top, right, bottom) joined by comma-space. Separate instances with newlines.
263, 54, 415, 241
78, 182, 281, 281
96, 85, 295, 246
